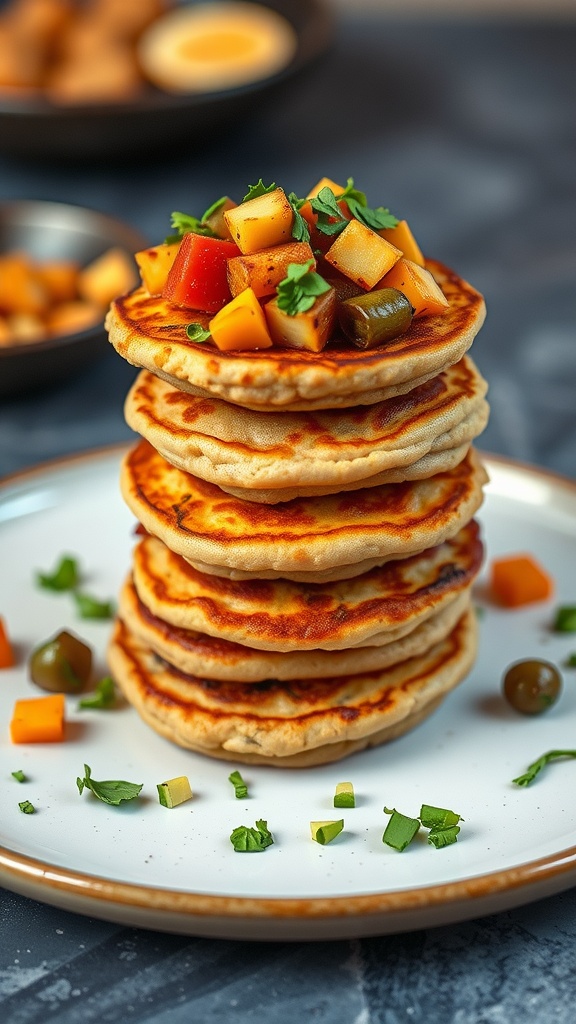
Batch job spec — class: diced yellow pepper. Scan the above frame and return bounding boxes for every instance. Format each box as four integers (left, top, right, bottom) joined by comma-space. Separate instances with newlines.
264, 287, 335, 352
324, 220, 402, 290
224, 187, 293, 255
135, 242, 181, 296
379, 258, 449, 318
379, 220, 425, 267
227, 241, 315, 299
209, 287, 273, 351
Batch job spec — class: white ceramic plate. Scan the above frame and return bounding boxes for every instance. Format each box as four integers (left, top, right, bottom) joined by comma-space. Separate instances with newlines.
1, 447, 576, 941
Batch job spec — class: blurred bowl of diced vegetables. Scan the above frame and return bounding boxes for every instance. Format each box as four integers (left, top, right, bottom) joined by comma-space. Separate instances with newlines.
0, 199, 146, 398
0, 0, 334, 160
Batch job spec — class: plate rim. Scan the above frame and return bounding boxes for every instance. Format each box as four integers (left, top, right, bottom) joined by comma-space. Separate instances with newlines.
2, 444, 576, 938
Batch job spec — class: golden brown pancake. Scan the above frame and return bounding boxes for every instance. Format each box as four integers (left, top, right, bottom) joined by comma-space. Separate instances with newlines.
129, 522, 483, 651
106, 261, 486, 412
118, 578, 472, 681
124, 356, 489, 502
120, 440, 488, 581
107, 607, 478, 766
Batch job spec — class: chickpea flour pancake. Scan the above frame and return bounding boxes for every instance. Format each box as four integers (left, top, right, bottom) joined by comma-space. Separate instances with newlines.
107, 607, 478, 767
120, 441, 488, 582
106, 261, 486, 412
127, 522, 483, 652
118, 578, 472, 682
124, 356, 489, 503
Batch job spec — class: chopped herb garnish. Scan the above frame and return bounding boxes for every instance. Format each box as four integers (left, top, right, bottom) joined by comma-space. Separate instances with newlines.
78, 676, 116, 710
427, 825, 461, 849
566, 653, 576, 667
338, 177, 399, 231
553, 606, 576, 632
382, 807, 420, 852
310, 186, 348, 237
202, 196, 228, 221
73, 592, 115, 620
310, 819, 344, 845
287, 192, 310, 244
165, 210, 217, 244
228, 769, 249, 799
18, 800, 35, 814
230, 819, 274, 852
512, 749, 576, 787
419, 804, 462, 829
11, 769, 27, 783
242, 180, 276, 202
276, 259, 331, 316
76, 764, 143, 806
334, 782, 355, 808
36, 555, 79, 592
186, 323, 211, 343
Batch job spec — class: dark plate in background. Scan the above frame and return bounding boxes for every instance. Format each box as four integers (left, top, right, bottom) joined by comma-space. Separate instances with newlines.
0, 0, 334, 161
0, 200, 147, 399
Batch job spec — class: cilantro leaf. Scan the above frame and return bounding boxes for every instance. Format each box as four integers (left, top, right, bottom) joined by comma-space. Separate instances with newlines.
287, 192, 310, 244
186, 323, 211, 343
512, 749, 576, 787
337, 177, 399, 231
73, 592, 115, 620
230, 819, 274, 852
242, 180, 276, 202
78, 676, 116, 710
36, 555, 79, 592
310, 187, 348, 237
202, 196, 228, 221
76, 764, 143, 805
166, 210, 217, 244
276, 260, 331, 316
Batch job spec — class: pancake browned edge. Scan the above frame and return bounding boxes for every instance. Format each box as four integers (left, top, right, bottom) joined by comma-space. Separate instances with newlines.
107, 607, 478, 767
106, 261, 486, 412
120, 441, 488, 582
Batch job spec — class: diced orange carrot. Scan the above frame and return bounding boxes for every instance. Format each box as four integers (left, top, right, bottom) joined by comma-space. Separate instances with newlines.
208, 287, 273, 351
378, 220, 425, 267
10, 693, 65, 743
490, 554, 554, 608
0, 616, 15, 668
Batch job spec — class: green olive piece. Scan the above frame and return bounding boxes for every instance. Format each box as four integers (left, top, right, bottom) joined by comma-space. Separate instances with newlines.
338, 287, 414, 350
29, 630, 93, 693
502, 658, 562, 715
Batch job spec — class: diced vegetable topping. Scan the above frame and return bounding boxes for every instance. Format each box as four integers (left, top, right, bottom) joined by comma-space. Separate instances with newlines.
334, 782, 355, 809
490, 554, 554, 608
553, 606, 576, 632
502, 659, 562, 715
29, 630, 92, 693
36, 554, 79, 592
338, 287, 413, 350
78, 676, 117, 710
208, 287, 273, 351
382, 807, 421, 851
76, 764, 143, 805
163, 232, 240, 313
18, 800, 35, 814
72, 592, 115, 620
11, 769, 27, 782
310, 819, 344, 845
230, 819, 274, 852
157, 776, 193, 808
10, 694, 65, 744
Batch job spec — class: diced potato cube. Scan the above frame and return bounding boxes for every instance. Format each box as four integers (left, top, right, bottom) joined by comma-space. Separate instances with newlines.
78, 246, 137, 308
224, 187, 293, 255
324, 220, 402, 290
135, 242, 180, 296
227, 241, 315, 299
7, 312, 46, 343
264, 288, 336, 352
379, 220, 425, 267
36, 260, 79, 303
379, 258, 449, 318
209, 287, 273, 351
0, 252, 48, 315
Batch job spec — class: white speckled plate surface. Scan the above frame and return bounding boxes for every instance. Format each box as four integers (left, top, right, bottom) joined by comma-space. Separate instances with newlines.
1, 447, 576, 941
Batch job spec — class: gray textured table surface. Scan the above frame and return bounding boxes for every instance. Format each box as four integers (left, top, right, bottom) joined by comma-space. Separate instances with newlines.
1, 10, 576, 1022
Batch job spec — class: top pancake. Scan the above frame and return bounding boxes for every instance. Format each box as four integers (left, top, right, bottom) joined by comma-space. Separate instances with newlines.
120, 440, 488, 581
106, 260, 486, 412
124, 356, 489, 502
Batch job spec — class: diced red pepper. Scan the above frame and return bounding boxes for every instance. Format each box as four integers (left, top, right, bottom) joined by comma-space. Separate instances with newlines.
162, 233, 240, 314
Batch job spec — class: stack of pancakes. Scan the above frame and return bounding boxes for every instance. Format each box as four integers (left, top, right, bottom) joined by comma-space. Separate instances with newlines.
106, 257, 488, 767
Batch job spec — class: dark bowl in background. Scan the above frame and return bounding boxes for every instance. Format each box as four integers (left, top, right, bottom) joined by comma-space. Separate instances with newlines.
0, 0, 334, 161
0, 200, 147, 399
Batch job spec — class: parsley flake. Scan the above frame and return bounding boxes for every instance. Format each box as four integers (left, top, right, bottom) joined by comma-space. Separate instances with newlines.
228, 769, 249, 799
11, 769, 27, 783
76, 764, 143, 806
230, 819, 274, 852
287, 192, 310, 244
73, 592, 115, 620
165, 211, 217, 244
78, 676, 116, 710
512, 749, 576, 787
242, 180, 276, 202
276, 260, 331, 316
36, 555, 79, 592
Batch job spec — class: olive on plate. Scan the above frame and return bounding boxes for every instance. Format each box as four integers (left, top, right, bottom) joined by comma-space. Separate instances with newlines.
29, 630, 93, 693
502, 658, 562, 715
